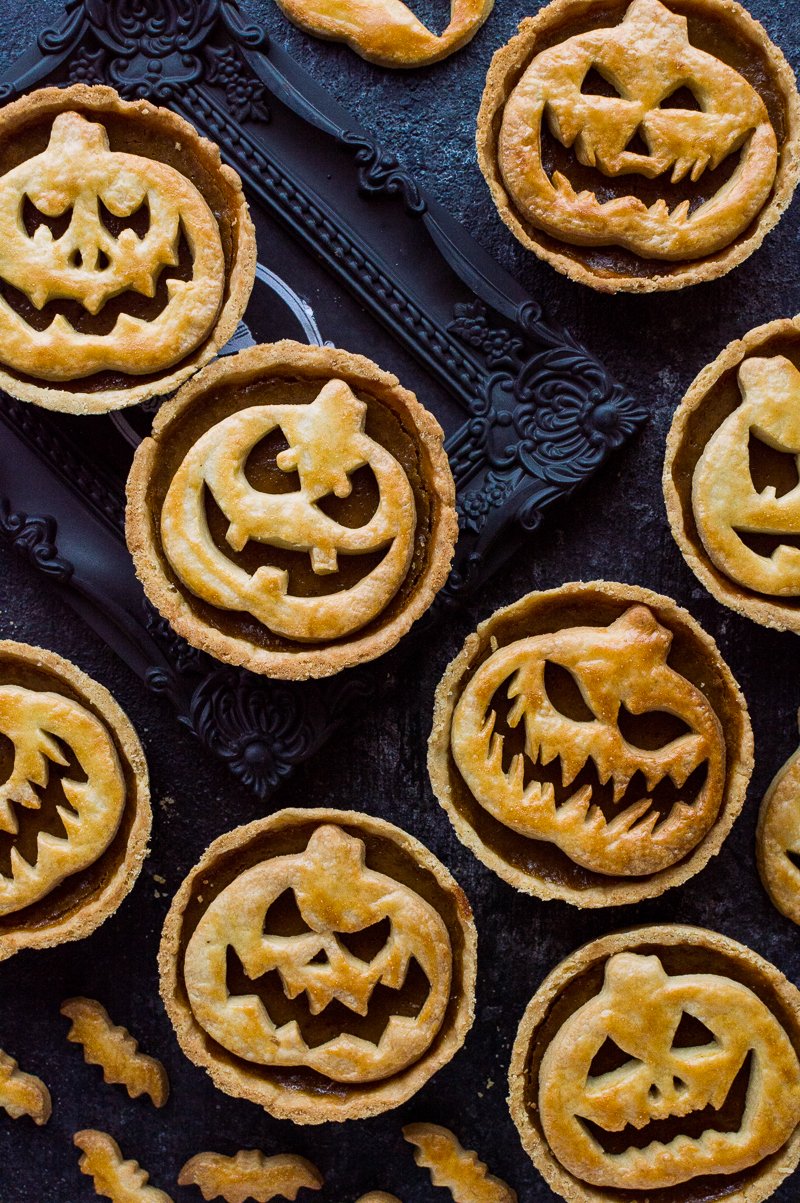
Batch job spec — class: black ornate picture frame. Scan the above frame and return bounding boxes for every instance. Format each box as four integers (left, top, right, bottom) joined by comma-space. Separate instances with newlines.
0, 0, 646, 797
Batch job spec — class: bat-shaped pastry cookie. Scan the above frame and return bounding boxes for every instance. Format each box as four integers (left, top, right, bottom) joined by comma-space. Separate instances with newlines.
61, 997, 169, 1107
177, 1149, 323, 1202
0, 1048, 51, 1124
403, 1124, 517, 1203
74, 1130, 173, 1202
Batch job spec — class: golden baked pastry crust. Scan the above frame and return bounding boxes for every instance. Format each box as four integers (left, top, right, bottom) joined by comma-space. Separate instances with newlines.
273, 0, 494, 68
665, 315, 800, 632
428, 581, 752, 906
477, 0, 800, 293
126, 341, 458, 680
403, 1123, 517, 1202
158, 807, 476, 1123
508, 925, 800, 1203
757, 713, 800, 927
0, 640, 150, 959
0, 84, 256, 413
177, 1150, 323, 1202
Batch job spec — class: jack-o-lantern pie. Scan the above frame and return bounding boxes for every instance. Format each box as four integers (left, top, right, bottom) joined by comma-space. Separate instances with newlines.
665, 316, 800, 633
126, 341, 458, 679
757, 712, 800, 927
429, 581, 753, 906
159, 809, 477, 1123
0, 641, 150, 959
0, 84, 255, 413
477, 0, 800, 292
509, 925, 800, 1203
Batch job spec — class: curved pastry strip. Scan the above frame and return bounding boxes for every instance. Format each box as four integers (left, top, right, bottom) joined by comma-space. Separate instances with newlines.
273, 0, 493, 67
178, 1150, 323, 1202
61, 997, 169, 1107
0, 1048, 51, 1124
451, 606, 725, 876
162, 379, 416, 642
355, 1195, 402, 1203
0, 685, 126, 915
0, 112, 224, 381
757, 727, 800, 925
403, 1123, 517, 1203
74, 1130, 173, 1203
538, 952, 800, 1189
694, 356, 800, 596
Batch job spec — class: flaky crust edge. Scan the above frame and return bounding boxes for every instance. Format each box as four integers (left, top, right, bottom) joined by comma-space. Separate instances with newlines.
427, 580, 753, 907
664, 314, 800, 632
476, 0, 800, 294
158, 806, 477, 1123
0, 640, 151, 960
756, 729, 800, 926
125, 340, 459, 680
0, 84, 256, 413
507, 923, 800, 1203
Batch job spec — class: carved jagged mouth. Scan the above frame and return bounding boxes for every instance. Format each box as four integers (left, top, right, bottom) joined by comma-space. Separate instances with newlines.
733, 530, 800, 557
225, 946, 431, 1049
579, 1051, 752, 1155
540, 120, 745, 218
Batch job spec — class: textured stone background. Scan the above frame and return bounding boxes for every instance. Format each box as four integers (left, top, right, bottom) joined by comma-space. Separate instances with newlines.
1, 1, 800, 1200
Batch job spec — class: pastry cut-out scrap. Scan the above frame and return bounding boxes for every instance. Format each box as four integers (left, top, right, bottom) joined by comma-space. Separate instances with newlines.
537, 952, 800, 1189
177, 1150, 323, 1202
74, 1130, 173, 1203
61, 997, 169, 1107
403, 1123, 517, 1203
0, 1048, 51, 1124
273, 0, 493, 67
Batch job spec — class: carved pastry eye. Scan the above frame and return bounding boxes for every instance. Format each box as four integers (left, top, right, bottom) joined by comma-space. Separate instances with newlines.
543, 661, 595, 722
98, 197, 151, 240
659, 85, 703, 110
617, 704, 692, 749
581, 67, 623, 98
262, 889, 312, 936
748, 429, 799, 498
671, 1011, 717, 1049
588, 1037, 641, 1079
338, 917, 392, 962
22, 196, 73, 240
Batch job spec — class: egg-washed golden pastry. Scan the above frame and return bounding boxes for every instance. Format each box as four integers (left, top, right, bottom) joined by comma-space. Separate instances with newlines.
75, 1130, 173, 1203
429, 581, 752, 906
0, 1048, 51, 1125
127, 341, 457, 679
178, 1150, 323, 1203
477, 0, 800, 293
0, 641, 150, 959
61, 997, 169, 1108
0, 84, 255, 413
757, 714, 800, 927
509, 925, 800, 1203
159, 808, 476, 1123
272, 0, 493, 67
403, 1123, 517, 1203
665, 315, 800, 632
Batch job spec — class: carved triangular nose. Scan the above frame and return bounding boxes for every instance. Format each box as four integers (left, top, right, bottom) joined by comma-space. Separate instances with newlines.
623, 124, 650, 156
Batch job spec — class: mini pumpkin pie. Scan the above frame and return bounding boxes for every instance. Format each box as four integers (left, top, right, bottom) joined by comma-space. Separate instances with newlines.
272, 0, 494, 68
159, 808, 476, 1123
0, 640, 150, 959
0, 84, 255, 413
508, 925, 800, 1203
429, 581, 752, 906
665, 315, 800, 632
477, 0, 800, 292
126, 341, 457, 679
757, 711, 800, 927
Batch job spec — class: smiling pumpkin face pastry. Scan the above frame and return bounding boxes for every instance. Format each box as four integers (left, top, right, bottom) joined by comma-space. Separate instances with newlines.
665, 316, 800, 632
0, 641, 150, 959
0, 84, 255, 413
509, 926, 800, 1203
429, 582, 752, 906
126, 341, 457, 679
159, 808, 477, 1123
477, 0, 800, 292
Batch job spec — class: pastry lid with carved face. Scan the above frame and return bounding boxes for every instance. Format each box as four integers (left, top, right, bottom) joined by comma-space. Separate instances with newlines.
509, 925, 800, 1203
158, 808, 477, 1123
0, 84, 256, 413
757, 712, 800, 927
666, 316, 800, 633
126, 340, 458, 680
477, 0, 800, 293
428, 581, 752, 906
0, 640, 150, 959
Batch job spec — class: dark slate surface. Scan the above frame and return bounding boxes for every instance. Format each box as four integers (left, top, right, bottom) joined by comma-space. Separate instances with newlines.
1, 2, 800, 1200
